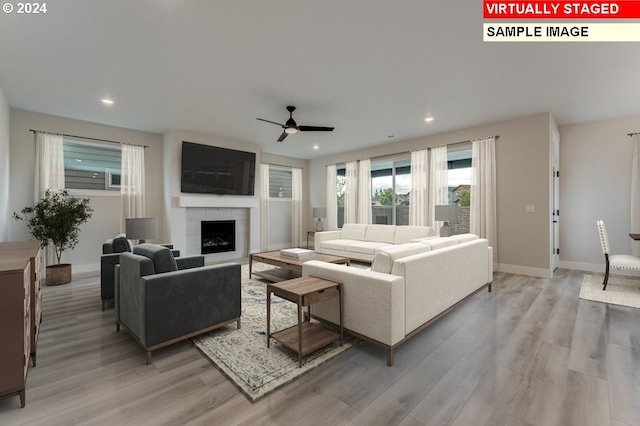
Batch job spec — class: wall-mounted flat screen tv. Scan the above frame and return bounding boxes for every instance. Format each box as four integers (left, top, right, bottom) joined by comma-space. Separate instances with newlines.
181, 141, 256, 195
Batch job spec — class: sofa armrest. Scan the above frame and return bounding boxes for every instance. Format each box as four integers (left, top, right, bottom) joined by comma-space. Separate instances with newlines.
314, 230, 342, 252
393, 239, 491, 333
141, 262, 242, 346
302, 260, 405, 346
176, 255, 205, 270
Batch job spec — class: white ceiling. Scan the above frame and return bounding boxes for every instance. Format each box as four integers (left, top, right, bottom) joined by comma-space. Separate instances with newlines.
2, 1, 640, 159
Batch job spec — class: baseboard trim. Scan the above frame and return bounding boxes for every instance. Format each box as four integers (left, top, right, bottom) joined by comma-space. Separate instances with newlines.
496, 263, 552, 278
558, 260, 602, 274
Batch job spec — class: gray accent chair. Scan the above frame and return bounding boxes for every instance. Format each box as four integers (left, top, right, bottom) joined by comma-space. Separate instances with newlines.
115, 244, 241, 364
101, 235, 179, 311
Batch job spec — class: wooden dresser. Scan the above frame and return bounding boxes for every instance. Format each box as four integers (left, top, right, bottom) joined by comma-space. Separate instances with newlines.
0, 241, 42, 407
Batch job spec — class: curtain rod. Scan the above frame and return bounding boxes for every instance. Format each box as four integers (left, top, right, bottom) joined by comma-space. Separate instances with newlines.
628, 132, 640, 137
411, 134, 501, 152
29, 129, 148, 148
325, 134, 501, 166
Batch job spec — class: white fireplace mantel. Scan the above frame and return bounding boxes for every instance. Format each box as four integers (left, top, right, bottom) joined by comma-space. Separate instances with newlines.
177, 195, 259, 209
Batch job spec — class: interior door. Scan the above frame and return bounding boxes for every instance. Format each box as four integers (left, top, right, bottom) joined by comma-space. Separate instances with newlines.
551, 132, 560, 271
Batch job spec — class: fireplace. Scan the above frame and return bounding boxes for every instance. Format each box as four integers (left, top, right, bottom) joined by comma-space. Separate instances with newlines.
201, 220, 236, 254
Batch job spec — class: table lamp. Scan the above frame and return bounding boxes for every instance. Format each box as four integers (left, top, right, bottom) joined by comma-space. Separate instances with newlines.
434, 205, 458, 237
313, 208, 327, 231
126, 217, 157, 244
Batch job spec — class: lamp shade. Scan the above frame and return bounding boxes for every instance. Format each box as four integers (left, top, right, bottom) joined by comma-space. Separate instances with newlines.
434, 205, 458, 222
312, 208, 327, 218
126, 217, 157, 242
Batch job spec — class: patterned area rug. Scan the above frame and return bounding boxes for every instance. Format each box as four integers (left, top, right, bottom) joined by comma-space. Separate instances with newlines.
579, 274, 640, 308
192, 264, 358, 402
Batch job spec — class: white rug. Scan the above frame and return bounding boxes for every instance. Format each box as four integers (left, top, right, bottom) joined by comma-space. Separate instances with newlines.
192, 264, 358, 402
579, 274, 640, 309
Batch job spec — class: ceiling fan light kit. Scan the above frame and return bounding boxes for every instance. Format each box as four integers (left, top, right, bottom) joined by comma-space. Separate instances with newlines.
257, 105, 334, 142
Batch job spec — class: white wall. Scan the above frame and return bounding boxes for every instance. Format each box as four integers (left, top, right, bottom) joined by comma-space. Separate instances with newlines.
0, 85, 9, 241
560, 113, 640, 273
163, 130, 262, 258
309, 112, 554, 277
9, 109, 164, 274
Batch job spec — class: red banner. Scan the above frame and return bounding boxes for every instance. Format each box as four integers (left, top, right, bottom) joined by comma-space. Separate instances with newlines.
484, 1, 640, 19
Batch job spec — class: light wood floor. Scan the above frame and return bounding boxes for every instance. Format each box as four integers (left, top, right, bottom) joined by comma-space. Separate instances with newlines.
1, 268, 640, 425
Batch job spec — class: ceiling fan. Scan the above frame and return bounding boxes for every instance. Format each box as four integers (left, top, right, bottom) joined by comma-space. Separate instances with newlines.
256, 106, 335, 142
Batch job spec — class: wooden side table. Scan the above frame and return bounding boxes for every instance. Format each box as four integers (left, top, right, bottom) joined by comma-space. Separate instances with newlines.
307, 231, 316, 249
267, 276, 343, 367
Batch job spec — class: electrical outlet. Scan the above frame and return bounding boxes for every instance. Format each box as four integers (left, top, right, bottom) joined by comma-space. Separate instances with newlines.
525, 204, 535, 213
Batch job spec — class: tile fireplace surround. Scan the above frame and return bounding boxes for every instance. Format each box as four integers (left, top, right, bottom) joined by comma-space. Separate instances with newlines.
186, 207, 248, 261
174, 195, 260, 262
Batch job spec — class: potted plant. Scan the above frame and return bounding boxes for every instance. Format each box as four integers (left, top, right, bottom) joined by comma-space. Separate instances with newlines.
14, 189, 93, 285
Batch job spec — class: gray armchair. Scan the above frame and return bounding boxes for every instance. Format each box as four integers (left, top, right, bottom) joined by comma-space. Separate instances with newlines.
101, 235, 179, 311
115, 244, 241, 364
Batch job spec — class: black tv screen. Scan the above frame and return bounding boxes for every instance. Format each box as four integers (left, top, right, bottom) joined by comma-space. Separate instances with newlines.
181, 141, 256, 195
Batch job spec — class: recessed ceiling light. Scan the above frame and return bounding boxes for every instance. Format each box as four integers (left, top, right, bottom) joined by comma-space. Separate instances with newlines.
313, 145, 319, 150
424, 117, 434, 122
101, 99, 114, 105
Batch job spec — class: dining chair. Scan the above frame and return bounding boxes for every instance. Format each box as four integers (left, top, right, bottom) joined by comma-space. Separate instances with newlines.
596, 220, 640, 290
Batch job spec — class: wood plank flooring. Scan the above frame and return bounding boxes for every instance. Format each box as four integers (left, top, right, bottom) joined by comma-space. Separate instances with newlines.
1, 268, 640, 425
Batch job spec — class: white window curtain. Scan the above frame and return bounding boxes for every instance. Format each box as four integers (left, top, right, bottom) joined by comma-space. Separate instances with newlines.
344, 161, 358, 225
631, 134, 640, 256
260, 163, 270, 251
429, 146, 449, 230
409, 149, 429, 226
120, 144, 146, 232
326, 165, 338, 231
291, 167, 303, 248
34, 132, 64, 266
34, 132, 65, 199
471, 136, 497, 260
357, 159, 372, 224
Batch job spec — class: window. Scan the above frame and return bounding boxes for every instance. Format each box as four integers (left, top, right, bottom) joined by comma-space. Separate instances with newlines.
63, 139, 121, 191
447, 145, 472, 234
333, 148, 471, 230
336, 157, 411, 227
370, 158, 411, 225
268, 165, 292, 198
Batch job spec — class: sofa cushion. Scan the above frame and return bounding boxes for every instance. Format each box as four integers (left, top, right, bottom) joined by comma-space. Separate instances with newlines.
133, 244, 178, 274
341, 240, 393, 255
451, 233, 479, 243
365, 225, 396, 244
322, 239, 351, 251
112, 235, 132, 253
371, 243, 432, 274
394, 226, 436, 244
340, 223, 368, 241
421, 237, 458, 250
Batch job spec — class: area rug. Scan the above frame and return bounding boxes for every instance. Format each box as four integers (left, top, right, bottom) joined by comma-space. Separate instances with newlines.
579, 274, 640, 308
192, 264, 358, 402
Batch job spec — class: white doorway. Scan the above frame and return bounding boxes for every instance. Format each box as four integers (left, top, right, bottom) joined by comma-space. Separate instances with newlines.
551, 131, 560, 272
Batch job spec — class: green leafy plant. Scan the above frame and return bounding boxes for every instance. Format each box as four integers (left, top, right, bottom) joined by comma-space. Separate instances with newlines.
13, 189, 94, 265
457, 188, 471, 207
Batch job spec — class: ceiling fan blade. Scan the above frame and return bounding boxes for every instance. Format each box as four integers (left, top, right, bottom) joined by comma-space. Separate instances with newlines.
256, 118, 285, 128
277, 131, 288, 142
298, 125, 335, 132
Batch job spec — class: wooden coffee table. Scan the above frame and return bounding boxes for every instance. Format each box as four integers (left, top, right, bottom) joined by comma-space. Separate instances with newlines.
267, 276, 343, 367
249, 250, 350, 283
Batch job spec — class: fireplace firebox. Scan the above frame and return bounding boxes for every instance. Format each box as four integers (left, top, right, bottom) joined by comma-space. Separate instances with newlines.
201, 220, 236, 254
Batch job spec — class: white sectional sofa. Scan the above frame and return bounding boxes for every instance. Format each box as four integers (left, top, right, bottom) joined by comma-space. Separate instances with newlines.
314, 223, 437, 262
302, 233, 493, 365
